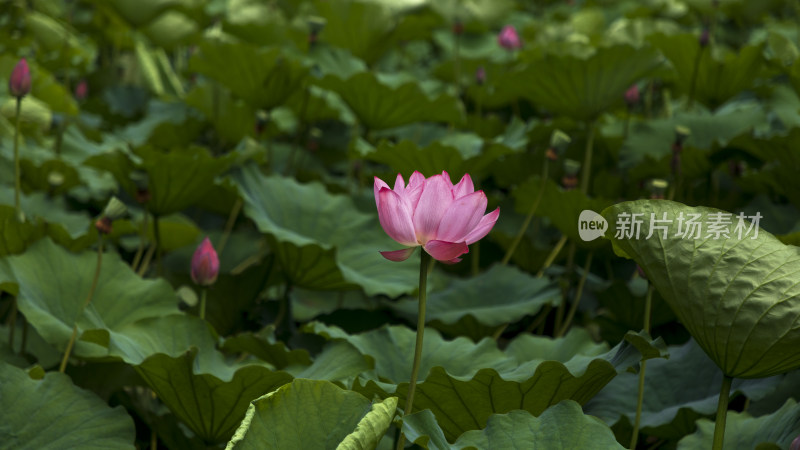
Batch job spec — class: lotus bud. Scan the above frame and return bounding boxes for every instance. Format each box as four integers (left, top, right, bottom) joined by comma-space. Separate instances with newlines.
102, 196, 128, 221
791, 435, 800, 450
648, 179, 668, 199
191, 237, 220, 286
475, 66, 486, 85
674, 125, 691, 146
497, 25, 521, 50
95, 216, 113, 235
48, 171, 65, 188
699, 28, 710, 47
625, 84, 640, 107
131, 171, 151, 204
452, 19, 464, 36
74, 79, 88, 101
308, 16, 326, 45
9, 58, 31, 98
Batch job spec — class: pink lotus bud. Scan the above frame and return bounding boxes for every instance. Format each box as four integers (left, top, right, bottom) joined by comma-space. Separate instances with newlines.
75, 79, 88, 101
9, 58, 31, 98
699, 28, 710, 47
191, 237, 219, 286
452, 20, 464, 36
625, 84, 640, 107
374, 171, 499, 263
497, 25, 521, 50
791, 435, 800, 450
475, 66, 486, 85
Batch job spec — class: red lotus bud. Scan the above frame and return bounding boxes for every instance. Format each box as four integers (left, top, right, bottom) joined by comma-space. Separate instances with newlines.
95, 216, 112, 235
497, 25, 521, 50
625, 84, 640, 107
699, 28, 710, 47
75, 79, 88, 101
475, 66, 486, 85
191, 237, 219, 286
9, 58, 31, 98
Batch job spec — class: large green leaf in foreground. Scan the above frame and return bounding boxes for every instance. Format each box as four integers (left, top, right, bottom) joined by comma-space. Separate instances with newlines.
226, 379, 397, 450
0, 238, 179, 360
307, 322, 664, 441
232, 163, 418, 297
403, 401, 624, 450
678, 399, 800, 450
522, 45, 661, 120
603, 200, 800, 378
0, 361, 136, 449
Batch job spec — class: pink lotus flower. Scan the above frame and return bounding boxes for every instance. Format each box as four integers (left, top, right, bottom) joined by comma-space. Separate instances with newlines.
75, 79, 88, 101
497, 25, 521, 50
374, 171, 500, 263
191, 237, 219, 286
9, 58, 31, 98
624, 84, 639, 106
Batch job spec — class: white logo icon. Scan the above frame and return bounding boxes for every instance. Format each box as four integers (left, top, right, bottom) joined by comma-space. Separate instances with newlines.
578, 210, 607, 241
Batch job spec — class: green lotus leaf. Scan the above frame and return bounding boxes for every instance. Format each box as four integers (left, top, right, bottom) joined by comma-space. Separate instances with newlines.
26, 11, 96, 72
0, 238, 179, 361
232, 164, 418, 296
389, 264, 560, 328
117, 99, 204, 148
602, 200, 800, 378
617, 102, 767, 168
222, 326, 313, 370
677, 399, 800, 450
226, 379, 397, 450
522, 45, 662, 120
0, 360, 136, 449
185, 82, 257, 144
513, 175, 613, 248
0, 205, 47, 256
650, 33, 763, 110
366, 139, 513, 181
306, 322, 663, 441
407, 402, 623, 450
189, 40, 308, 111
316, 71, 464, 130
136, 349, 294, 446
586, 338, 781, 439
313, 0, 397, 65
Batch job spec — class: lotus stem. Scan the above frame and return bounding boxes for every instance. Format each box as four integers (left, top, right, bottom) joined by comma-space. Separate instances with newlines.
502, 161, 549, 266
199, 288, 207, 321
580, 120, 595, 195
153, 214, 163, 276
630, 284, 653, 449
13, 97, 22, 221
60, 237, 104, 373
557, 250, 593, 337
132, 211, 150, 272
712, 375, 733, 450
396, 250, 432, 450
218, 198, 243, 255
7, 299, 17, 349
687, 45, 706, 111
525, 304, 553, 334
554, 242, 577, 334
536, 234, 568, 278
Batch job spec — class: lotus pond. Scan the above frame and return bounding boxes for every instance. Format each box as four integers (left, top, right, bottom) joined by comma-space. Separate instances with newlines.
2, 0, 800, 449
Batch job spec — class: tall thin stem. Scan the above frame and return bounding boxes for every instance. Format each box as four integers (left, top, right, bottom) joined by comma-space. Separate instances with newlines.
199, 288, 207, 321
687, 45, 706, 111
580, 120, 595, 195
396, 250, 432, 450
502, 161, 549, 265
536, 235, 567, 278
13, 97, 22, 221
59, 237, 104, 373
712, 375, 733, 450
630, 284, 653, 449
557, 251, 593, 337
153, 214, 163, 276
218, 198, 242, 255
